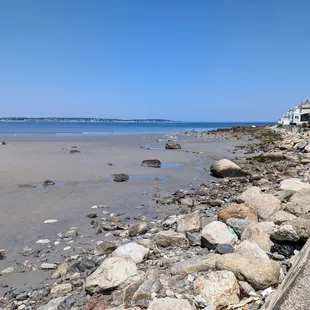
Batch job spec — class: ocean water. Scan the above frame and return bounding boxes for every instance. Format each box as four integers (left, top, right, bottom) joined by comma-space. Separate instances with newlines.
0, 121, 275, 135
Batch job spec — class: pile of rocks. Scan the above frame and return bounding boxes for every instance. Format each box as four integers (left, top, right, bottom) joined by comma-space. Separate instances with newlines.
2, 126, 310, 310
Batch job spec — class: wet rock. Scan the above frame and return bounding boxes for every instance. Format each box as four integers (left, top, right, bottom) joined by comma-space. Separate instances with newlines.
41, 263, 57, 270
215, 243, 235, 254
87, 213, 97, 219
279, 178, 310, 192
43, 180, 55, 186
269, 210, 296, 225
1, 266, 14, 274
147, 298, 192, 310
234, 240, 269, 259
239, 187, 282, 220
241, 223, 273, 252
210, 159, 247, 178
94, 241, 117, 255
15, 291, 28, 301
51, 283, 72, 295
270, 224, 300, 242
216, 253, 281, 290
141, 159, 162, 168
285, 189, 310, 216
70, 149, 81, 154
194, 271, 240, 308
218, 203, 258, 223
156, 230, 189, 248
84, 256, 139, 294
165, 143, 182, 150
176, 210, 201, 233
114, 173, 130, 182
112, 242, 149, 263
128, 222, 148, 237
170, 254, 220, 275
226, 218, 251, 237
37, 296, 67, 310
287, 217, 310, 239
201, 221, 237, 248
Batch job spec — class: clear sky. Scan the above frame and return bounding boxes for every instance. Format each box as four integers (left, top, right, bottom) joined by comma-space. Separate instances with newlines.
1, 0, 310, 121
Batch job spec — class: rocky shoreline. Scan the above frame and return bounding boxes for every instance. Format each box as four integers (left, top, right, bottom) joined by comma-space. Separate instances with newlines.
1, 125, 310, 310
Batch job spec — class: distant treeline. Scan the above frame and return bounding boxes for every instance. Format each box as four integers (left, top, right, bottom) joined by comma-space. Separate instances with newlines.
0, 117, 174, 123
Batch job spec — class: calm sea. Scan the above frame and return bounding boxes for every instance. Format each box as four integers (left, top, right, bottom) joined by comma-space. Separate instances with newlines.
0, 121, 275, 135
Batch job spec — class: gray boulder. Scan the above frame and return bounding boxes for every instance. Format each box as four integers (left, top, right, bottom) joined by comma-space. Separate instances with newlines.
210, 159, 247, 178
114, 174, 129, 182
141, 159, 162, 168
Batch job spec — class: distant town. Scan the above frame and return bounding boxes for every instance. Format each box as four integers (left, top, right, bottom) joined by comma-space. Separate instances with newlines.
0, 117, 174, 123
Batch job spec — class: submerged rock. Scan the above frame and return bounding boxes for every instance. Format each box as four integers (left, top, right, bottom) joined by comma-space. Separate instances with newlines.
141, 159, 162, 168
114, 174, 130, 182
165, 143, 182, 150
210, 159, 247, 178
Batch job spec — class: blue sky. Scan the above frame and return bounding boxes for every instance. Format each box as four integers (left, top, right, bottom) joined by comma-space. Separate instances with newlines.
1, 0, 310, 121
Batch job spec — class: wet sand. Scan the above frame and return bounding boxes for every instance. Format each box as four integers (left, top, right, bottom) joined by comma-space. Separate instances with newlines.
0, 133, 243, 292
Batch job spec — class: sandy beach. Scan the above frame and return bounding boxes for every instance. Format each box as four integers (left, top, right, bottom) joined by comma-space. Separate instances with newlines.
0, 133, 243, 293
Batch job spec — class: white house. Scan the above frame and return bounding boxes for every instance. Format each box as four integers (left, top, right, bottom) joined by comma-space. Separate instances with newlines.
278, 100, 310, 125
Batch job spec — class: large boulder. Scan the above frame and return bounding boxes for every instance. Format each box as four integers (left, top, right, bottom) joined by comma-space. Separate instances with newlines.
170, 254, 220, 276
201, 221, 237, 248
286, 189, 310, 216
176, 211, 201, 233
210, 159, 247, 178
84, 256, 139, 294
194, 271, 240, 308
241, 223, 273, 252
218, 203, 258, 223
141, 159, 162, 168
239, 187, 282, 220
156, 231, 189, 248
216, 254, 281, 290
112, 242, 149, 263
147, 298, 192, 310
165, 143, 182, 150
279, 178, 310, 192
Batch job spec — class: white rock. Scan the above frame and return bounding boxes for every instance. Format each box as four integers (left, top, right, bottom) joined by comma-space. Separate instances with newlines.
234, 240, 269, 259
84, 256, 139, 294
41, 263, 57, 270
63, 246, 71, 251
112, 242, 149, 263
279, 178, 310, 192
44, 219, 58, 224
36, 239, 50, 244
201, 221, 237, 247
194, 270, 240, 308
50, 283, 72, 295
1, 266, 14, 274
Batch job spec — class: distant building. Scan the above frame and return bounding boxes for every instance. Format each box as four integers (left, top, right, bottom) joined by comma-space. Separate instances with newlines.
278, 100, 310, 125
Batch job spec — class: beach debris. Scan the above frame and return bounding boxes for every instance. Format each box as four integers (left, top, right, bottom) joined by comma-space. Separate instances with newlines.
69, 149, 81, 154
113, 173, 129, 182
141, 159, 162, 168
43, 180, 55, 186
44, 219, 58, 224
1, 141, 6, 145
107, 162, 113, 166
165, 142, 182, 149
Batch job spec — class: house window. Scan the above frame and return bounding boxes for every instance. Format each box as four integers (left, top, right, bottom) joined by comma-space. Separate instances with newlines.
295, 116, 299, 119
